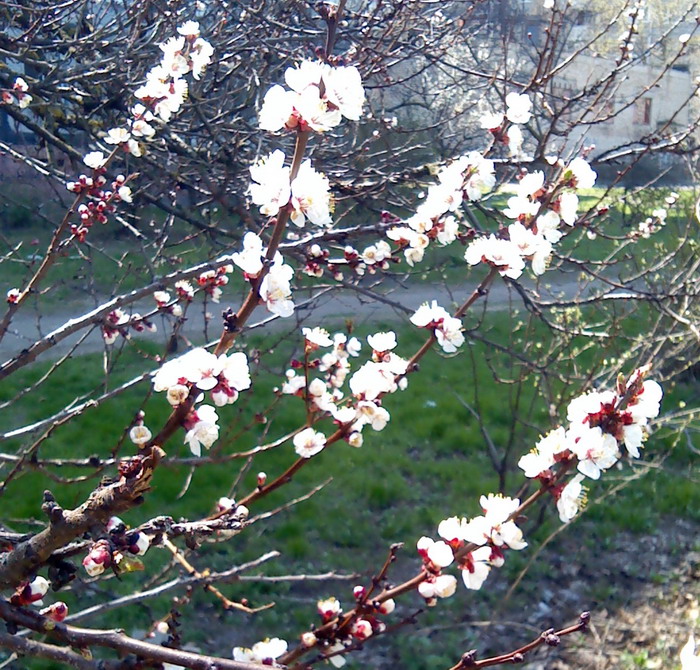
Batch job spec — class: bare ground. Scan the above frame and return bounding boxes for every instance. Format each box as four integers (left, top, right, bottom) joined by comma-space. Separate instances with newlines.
478, 518, 700, 670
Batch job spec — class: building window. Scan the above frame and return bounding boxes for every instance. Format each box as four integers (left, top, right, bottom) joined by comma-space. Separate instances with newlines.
634, 97, 652, 125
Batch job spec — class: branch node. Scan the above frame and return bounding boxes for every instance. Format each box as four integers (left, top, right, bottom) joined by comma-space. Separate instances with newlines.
222, 308, 240, 333
460, 650, 478, 667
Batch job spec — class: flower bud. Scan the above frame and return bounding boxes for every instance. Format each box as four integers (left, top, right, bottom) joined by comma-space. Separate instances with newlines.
317, 596, 341, 621
234, 504, 249, 520
83, 540, 112, 577
257, 472, 267, 487
353, 585, 366, 600
106, 516, 125, 534
301, 632, 317, 648
417, 580, 435, 599
350, 619, 373, 640
40, 601, 68, 622
166, 384, 189, 407
544, 632, 560, 647
217, 496, 235, 512
378, 598, 395, 615
11, 576, 50, 606
127, 532, 151, 556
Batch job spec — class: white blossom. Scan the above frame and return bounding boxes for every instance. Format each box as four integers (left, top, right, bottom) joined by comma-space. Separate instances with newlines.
505, 92, 532, 124
303, 327, 333, 348
557, 474, 586, 522
293, 427, 326, 458
566, 157, 597, 189
461, 546, 493, 590
184, 405, 219, 456
559, 192, 579, 225
569, 425, 620, 480
518, 426, 571, 478
367, 331, 397, 352
249, 150, 291, 218
233, 638, 288, 665
232, 232, 265, 277
84, 151, 106, 169
129, 425, 152, 446
290, 160, 332, 227
259, 254, 295, 317
105, 128, 130, 145
464, 236, 526, 279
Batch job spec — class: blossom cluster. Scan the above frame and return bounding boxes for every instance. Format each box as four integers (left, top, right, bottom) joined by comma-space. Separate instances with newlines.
338, 94, 597, 282
102, 307, 156, 345
62, 22, 212, 245
417, 493, 527, 597
9, 574, 67, 622
259, 59, 364, 133
519, 367, 662, 521
100, 283, 199, 346
197, 263, 233, 303
300, 236, 395, 282
229, 232, 295, 317
410, 300, 465, 354
153, 289, 184, 317
9, 576, 68, 622
296, 111, 580, 284
233, 586, 399, 668
67, 170, 133, 242
416, 368, 662, 600
633, 192, 677, 239
465, 155, 595, 277
314, 590, 396, 666
225, 58, 366, 318
1, 77, 32, 108
280, 327, 410, 454
386, 152, 495, 266
152, 347, 251, 455
249, 150, 332, 227
108, 21, 213, 159
82, 516, 151, 577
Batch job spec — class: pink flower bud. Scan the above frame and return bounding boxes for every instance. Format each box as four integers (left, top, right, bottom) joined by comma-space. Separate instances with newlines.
11, 576, 50, 606
257, 472, 267, 487
83, 540, 112, 576
350, 619, 373, 640
217, 496, 235, 512
317, 596, 341, 621
40, 601, 68, 622
378, 599, 395, 615
353, 585, 366, 600
127, 532, 151, 556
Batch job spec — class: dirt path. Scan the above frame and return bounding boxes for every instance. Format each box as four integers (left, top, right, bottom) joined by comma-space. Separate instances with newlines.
0, 275, 590, 365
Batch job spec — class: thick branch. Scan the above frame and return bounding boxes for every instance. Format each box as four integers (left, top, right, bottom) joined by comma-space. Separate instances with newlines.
0, 449, 159, 589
